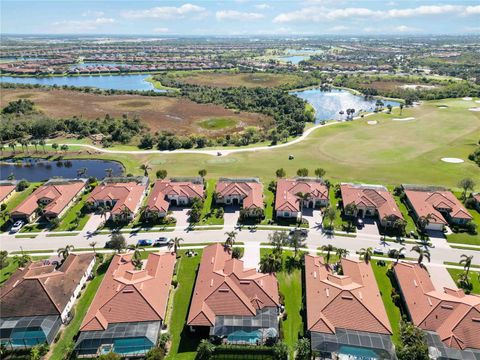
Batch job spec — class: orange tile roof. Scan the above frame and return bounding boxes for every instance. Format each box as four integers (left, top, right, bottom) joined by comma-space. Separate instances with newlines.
404, 189, 473, 225
0, 184, 15, 203
340, 183, 404, 221
305, 254, 392, 335
80, 252, 176, 331
275, 179, 328, 212
145, 180, 204, 213
394, 263, 480, 350
187, 244, 279, 327
11, 180, 86, 217
87, 181, 146, 215
216, 180, 264, 209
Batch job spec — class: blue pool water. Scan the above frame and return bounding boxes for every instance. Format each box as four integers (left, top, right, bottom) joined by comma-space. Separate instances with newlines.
10, 328, 46, 347
291, 88, 400, 123
339, 345, 379, 359
0, 74, 165, 92
227, 330, 261, 344
113, 337, 154, 355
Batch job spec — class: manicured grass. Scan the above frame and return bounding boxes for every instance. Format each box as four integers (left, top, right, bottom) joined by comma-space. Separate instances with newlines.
393, 194, 418, 236
371, 261, 402, 346
0, 183, 41, 230
49, 257, 110, 360
446, 206, 480, 246
444, 261, 480, 268
323, 186, 354, 232
196, 179, 224, 226
261, 183, 274, 224
56, 192, 91, 231
447, 268, 480, 294
166, 250, 203, 360
197, 117, 238, 130
0, 259, 19, 284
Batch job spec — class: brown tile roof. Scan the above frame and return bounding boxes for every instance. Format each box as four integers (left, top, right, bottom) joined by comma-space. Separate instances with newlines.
187, 244, 279, 327
0, 184, 15, 203
11, 180, 86, 217
216, 180, 264, 209
275, 179, 328, 212
145, 180, 204, 213
87, 181, 146, 215
0, 253, 95, 317
305, 254, 392, 335
340, 183, 404, 221
394, 262, 480, 350
404, 189, 473, 224
80, 252, 176, 331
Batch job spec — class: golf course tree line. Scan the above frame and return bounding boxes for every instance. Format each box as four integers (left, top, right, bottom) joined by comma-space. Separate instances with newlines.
468, 139, 480, 167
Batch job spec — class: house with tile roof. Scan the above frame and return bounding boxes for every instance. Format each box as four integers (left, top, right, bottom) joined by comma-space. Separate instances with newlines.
87, 177, 148, 222
0, 253, 95, 349
305, 254, 395, 359
472, 193, 480, 211
402, 185, 473, 231
10, 179, 87, 223
144, 178, 204, 219
0, 181, 16, 205
394, 262, 480, 359
215, 178, 264, 217
75, 252, 176, 357
275, 178, 329, 219
340, 183, 404, 228
187, 244, 280, 345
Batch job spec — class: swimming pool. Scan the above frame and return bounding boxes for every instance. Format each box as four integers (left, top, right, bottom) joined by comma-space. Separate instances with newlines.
339, 345, 379, 359
113, 337, 154, 355
227, 330, 261, 344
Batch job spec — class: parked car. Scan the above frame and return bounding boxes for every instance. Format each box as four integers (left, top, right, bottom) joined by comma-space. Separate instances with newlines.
289, 228, 308, 237
10, 220, 24, 233
154, 237, 171, 247
388, 248, 406, 259
373, 247, 384, 255
357, 218, 364, 228
137, 239, 153, 247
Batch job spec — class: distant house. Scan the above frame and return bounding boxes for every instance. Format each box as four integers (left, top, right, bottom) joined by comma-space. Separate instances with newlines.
0, 181, 16, 205
305, 254, 394, 359
75, 252, 176, 357
10, 179, 87, 223
187, 244, 280, 345
0, 253, 95, 349
215, 178, 264, 215
402, 185, 473, 231
340, 183, 404, 228
473, 193, 480, 211
394, 262, 480, 358
87, 177, 148, 222
144, 178, 204, 218
275, 178, 328, 219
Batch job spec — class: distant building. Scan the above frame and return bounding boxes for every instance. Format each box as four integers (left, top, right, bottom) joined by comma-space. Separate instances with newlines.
215, 178, 264, 215
394, 262, 480, 359
305, 254, 394, 359
187, 244, 280, 345
75, 252, 176, 357
0, 253, 95, 349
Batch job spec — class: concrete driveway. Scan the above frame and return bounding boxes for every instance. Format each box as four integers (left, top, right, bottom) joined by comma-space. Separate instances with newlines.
171, 207, 190, 227
302, 208, 323, 231
243, 242, 260, 270
358, 218, 380, 237
427, 264, 458, 290
223, 206, 240, 227
83, 214, 106, 233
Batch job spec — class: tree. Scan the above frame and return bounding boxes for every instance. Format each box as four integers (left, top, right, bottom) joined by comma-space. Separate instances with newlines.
98, 353, 121, 360
105, 168, 113, 178
60, 144, 69, 152
140, 163, 151, 177
295, 192, 311, 223
314, 168, 326, 178
156, 169, 168, 179
417, 213, 434, 230
344, 203, 357, 229
13, 254, 31, 267
458, 178, 475, 201
224, 231, 237, 250
0, 250, 9, 270
89, 241, 97, 254
296, 168, 309, 177
39, 138, 46, 153
393, 247, 406, 264
359, 247, 373, 264
295, 338, 311, 360
20, 139, 29, 153
321, 244, 336, 264
109, 233, 127, 253
275, 168, 286, 178
269, 231, 288, 256
289, 232, 305, 259
396, 321, 429, 360
127, 244, 145, 270
324, 206, 337, 229
52, 142, 59, 153
411, 245, 431, 266
196, 339, 215, 360
399, 103, 404, 115
168, 237, 183, 256
77, 167, 87, 177
198, 169, 207, 178
460, 254, 474, 276
272, 341, 289, 360
145, 347, 165, 360
387, 104, 393, 113
31, 139, 39, 153
57, 245, 74, 260
336, 248, 349, 259
260, 253, 282, 273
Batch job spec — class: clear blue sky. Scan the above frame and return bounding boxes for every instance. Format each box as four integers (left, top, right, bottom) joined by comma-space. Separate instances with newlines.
2, 0, 480, 36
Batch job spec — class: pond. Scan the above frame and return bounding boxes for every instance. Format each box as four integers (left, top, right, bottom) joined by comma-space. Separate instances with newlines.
0, 158, 124, 181
291, 88, 400, 122
0, 74, 165, 92
278, 55, 309, 64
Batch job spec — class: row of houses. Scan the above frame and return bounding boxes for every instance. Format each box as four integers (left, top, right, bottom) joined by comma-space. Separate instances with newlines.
2, 244, 478, 358
3, 177, 475, 232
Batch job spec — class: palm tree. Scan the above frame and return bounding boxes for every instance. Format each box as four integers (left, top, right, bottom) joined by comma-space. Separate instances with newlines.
411, 245, 431, 266
460, 254, 474, 276
458, 271, 471, 290
140, 163, 151, 177
57, 245, 74, 260
359, 247, 373, 264
289, 232, 305, 259
269, 231, 288, 256
89, 241, 97, 254
344, 203, 357, 229
295, 192, 311, 223
393, 247, 406, 264
13, 254, 31, 268
324, 206, 337, 229
0, 144, 4, 156
31, 139, 39, 153
119, 206, 131, 223
8, 141, 16, 154
399, 103, 404, 115
98, 206, 108, 220
417, 214, 434, 231
39, 139, 46, 153
259, 253, 282, 273
321, 244, 336, 264
20, 139, 29, 154
127, 244, 145, 270
224, 231, 237, 250
77, 167, 87, 177
336, 248, 349, 259
105, 168, 113, 178
168, 237, 183, 256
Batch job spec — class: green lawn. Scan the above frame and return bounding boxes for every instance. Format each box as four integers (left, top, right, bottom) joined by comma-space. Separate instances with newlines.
0, 259, 19, 284
197, 117, 238, 130
49, 257, 111, 360
166, 250, 204, 360
323, 186, 354, 232
447, 268, 480, 294
393, 194, 418, 236
0, 183, 40, 230
196, 179, 224, 226
445, 206, 480, 246
371, 261, 402, 346
56, 193, 91, 231
261, 183, 274, 224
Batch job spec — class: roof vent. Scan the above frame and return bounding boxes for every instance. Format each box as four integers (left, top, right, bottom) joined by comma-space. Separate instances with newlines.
341, 295, 354, 300
472, 318, 480, 322
359, 291, 363, 300
413, 279, 418, 287
218, 288, 229, 293
122, 289, 134, 294
441, 304, 453, 310
427, 297, 432, 306
210, 279, 214, 287
313, 271, 317, 279
12, 280, 20, 288
211, 257, 215, 264
240, 281, 250, 285
325, 288, 329, 297
116, 284, 121, 292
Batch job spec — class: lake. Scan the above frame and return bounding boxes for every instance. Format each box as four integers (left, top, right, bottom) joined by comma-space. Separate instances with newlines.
0, 158, 124, 182
0, 74, 165, 92
278, 55, 309, 64
291, 88, 400, 122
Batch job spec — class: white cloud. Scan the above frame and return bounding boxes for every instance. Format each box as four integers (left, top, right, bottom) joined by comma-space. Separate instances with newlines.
82, 10, 105, 17
330, 25, 349, 32
52, 17, 115, 33
385, 5, 463, 18
254, 4, 271, 10
121, 3, 206, 19
393, 25, 419, 33
153, 27, 169, 34
464, 5, 480, 15
215, 10, 264, 21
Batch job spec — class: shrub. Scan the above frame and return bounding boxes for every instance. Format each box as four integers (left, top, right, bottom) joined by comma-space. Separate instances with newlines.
146, 347, 165, 360
195, 340, 215, 360
231, 247, 244, 259
171, 279, 178, 288
272, 342, 289, 360
158, 332, 171, 350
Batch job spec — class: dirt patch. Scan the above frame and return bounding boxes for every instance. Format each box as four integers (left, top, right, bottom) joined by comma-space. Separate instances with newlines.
0, 88, 273, 136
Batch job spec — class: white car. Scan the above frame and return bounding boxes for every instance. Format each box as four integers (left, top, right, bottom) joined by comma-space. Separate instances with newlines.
154, 237, 171, 247
373, 247, 385, 255
10, 220, 24, 233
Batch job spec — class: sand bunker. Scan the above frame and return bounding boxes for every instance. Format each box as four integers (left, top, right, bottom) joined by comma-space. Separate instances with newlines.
392, 117, 415, 121
469, 107, 480, 112
367, 120, 377, 125
441, 158, 464, 163
462, 97, 473, 101
438, 106, 448, 109
476, 100, 480, 104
